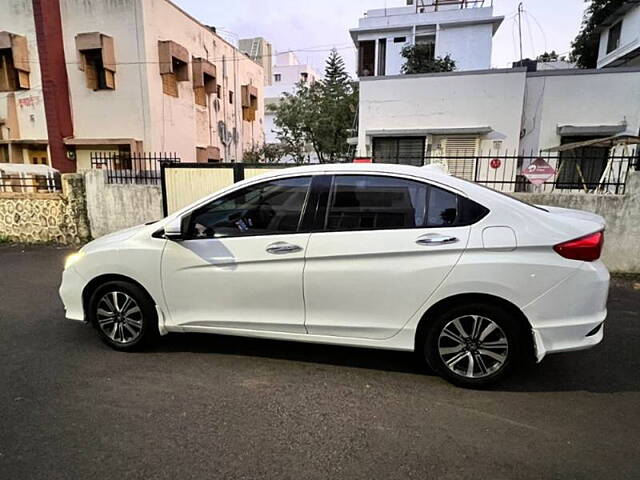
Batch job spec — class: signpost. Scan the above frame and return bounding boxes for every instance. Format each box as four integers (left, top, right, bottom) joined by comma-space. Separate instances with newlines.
524, 158, 556, 185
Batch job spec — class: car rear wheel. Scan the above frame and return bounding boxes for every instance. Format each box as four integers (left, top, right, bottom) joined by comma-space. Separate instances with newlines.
88, 280, 158, 351
424, 303, 521, 388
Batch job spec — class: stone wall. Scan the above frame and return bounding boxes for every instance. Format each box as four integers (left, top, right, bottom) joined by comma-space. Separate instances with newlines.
0, 174, 91, 245
513, 171, 640, 273
84, 170, 163, 239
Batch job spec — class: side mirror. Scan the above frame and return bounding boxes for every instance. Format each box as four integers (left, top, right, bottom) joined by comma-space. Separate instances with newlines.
164, 217, 184, 240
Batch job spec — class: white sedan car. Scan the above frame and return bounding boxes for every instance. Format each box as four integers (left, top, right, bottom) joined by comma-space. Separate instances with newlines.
60, 164, 609, 387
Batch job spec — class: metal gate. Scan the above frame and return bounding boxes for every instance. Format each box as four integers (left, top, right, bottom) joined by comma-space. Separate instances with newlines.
372, 137, 426, 166
160, 163, 291, 216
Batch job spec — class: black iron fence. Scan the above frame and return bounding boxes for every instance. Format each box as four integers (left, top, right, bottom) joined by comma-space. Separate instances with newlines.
91, 152, 180, 185
374, 149, 639, 195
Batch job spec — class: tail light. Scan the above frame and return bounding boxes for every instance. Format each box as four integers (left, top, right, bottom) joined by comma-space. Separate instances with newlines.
553, 231, 604, 262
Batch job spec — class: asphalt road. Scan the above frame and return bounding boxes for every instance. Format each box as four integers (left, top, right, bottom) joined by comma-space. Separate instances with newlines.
1, 245, 639, 479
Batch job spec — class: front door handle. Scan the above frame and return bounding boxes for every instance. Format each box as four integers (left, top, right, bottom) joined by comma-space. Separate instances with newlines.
416, 234, 459, 246
266, 242, 303, 255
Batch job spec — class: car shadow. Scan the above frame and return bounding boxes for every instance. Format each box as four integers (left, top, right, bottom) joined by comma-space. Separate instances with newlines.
152, 332, 429, 376
148, 323, 640, 394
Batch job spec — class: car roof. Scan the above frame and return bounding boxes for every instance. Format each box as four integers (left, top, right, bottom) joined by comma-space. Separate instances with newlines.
250, 163, 482, 196
254, 162, 451, 183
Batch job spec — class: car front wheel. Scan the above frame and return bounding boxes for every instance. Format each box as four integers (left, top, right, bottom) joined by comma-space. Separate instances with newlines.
88, 280, 158, 350
424, 303, 521, 388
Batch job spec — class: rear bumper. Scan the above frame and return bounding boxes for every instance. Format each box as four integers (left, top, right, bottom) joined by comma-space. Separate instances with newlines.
524, 261, 609, 362
532, 313, 605, 361
59, 267, 86, 322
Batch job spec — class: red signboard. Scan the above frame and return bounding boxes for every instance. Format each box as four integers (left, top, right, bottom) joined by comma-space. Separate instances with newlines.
490, 158, 502, 169
353, 157, 373, 163
524, 158, 557, 185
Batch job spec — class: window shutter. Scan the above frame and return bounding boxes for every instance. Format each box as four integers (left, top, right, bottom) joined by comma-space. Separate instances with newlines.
101, 35, 116, 72
162, 72, 178, 97
85, 59, 98, 90
104, 69, 115, 89
194, 86, 206, 106
443, 136, 478, 180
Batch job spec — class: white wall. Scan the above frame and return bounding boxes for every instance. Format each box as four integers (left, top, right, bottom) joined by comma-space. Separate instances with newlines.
521, 69, 640, 153
598, 4, 640, 68
357, 69, 527, 156
436, 23, 493, 71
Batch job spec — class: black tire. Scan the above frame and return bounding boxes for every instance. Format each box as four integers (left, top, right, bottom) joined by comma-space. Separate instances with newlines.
423, 303, 522, 388
88, 280, 158, 351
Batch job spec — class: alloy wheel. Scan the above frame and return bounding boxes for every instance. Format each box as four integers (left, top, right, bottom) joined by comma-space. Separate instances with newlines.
438, 315, 509, 379
96, 291, 143, 344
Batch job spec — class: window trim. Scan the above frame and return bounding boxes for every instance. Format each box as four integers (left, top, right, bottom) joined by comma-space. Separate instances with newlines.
181, 175, 315, 240
316, 173, 488, 234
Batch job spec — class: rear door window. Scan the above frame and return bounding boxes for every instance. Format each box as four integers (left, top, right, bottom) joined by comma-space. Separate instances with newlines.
324, 175, 488, 232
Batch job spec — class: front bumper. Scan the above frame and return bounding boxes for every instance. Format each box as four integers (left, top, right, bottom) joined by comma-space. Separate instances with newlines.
59, 267, 86, 322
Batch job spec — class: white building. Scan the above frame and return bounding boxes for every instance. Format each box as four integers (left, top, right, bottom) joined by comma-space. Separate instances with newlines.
597, 0, 640, 69
350, 0, 503, 77
0, 0, 265, 172
264, 52, 319, 154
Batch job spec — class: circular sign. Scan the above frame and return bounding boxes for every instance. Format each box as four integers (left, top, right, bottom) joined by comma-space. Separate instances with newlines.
490, 158, 502, 169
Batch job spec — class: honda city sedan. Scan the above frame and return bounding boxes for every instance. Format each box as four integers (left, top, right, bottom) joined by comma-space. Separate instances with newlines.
59, 164, 609, 387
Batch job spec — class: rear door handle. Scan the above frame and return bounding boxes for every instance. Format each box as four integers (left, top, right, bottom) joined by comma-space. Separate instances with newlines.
266, 242, 303, 255
416, 234, 459, 246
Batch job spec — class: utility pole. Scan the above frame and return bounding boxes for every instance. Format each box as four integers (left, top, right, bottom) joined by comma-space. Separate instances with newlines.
517, 2, 524, 62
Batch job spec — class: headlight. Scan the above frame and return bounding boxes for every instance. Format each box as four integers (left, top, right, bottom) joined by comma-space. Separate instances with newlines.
64, 252, 85, 270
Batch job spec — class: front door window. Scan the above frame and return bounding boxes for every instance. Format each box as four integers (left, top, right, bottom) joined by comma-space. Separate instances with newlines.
187, 176, 312, 238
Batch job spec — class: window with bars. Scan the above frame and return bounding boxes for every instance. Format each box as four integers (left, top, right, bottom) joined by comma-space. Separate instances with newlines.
372, 137, 426, 166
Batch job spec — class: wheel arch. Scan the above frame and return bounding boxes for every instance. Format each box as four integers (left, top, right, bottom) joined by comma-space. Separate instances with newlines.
414, 293, 535, 359
82, 274, 157, 321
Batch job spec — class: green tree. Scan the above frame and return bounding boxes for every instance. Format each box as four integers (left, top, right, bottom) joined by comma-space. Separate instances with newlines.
570, 0, 626, 68
401, 45, 456, 74
307, 49, 358, 163
269, 49, 358, 163
267, 85, 313, 164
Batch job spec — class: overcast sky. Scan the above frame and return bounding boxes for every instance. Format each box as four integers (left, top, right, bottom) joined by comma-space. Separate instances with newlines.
173, 0, 588, 75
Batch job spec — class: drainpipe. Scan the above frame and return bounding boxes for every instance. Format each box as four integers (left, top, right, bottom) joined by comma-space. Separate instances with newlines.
32, 0, 75, 173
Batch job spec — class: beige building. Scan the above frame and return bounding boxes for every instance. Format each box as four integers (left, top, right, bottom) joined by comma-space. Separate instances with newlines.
0, 0, 265, 172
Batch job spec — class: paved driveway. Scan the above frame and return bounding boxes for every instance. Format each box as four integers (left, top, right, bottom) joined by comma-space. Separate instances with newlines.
1, 245, 639, 479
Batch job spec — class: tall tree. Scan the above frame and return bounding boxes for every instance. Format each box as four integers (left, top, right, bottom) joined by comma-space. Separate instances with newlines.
570, 0, 626, 68
267, 82, 313, 164
308, 49, 358, 163
269, 49, 358, 163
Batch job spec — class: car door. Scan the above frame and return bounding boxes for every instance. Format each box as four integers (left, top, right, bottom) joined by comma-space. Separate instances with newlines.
303, 174, 480, 340
161, 175, 313, 333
